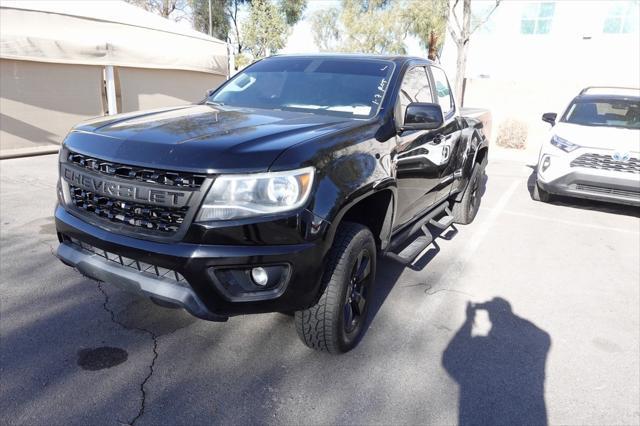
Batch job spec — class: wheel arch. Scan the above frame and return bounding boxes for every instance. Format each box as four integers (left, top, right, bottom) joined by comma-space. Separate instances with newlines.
330, 187, 396, 252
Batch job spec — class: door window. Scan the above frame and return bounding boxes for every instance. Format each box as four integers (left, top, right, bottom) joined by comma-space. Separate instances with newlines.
430, 66, 455, 117
398, 66, 433, 120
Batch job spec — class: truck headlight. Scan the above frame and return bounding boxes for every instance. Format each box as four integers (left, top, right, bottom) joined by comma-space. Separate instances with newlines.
196, 167, 314, 221
550, 135, 580, 153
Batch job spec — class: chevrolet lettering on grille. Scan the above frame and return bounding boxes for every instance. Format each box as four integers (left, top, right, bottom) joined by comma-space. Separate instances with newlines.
62, 165, 191, 207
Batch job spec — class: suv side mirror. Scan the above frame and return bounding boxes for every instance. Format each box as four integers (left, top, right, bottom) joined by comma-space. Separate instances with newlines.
402, 103, 444, 131
542, 112, 557, 125
205, 88, 215, 98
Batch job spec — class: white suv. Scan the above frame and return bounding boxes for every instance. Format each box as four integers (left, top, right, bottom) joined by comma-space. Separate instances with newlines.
534, 87, 640, 206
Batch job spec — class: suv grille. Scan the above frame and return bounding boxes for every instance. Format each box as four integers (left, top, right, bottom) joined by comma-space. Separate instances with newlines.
70, 185, 188, 233
570, 153, 640, 174
68, 152, 206, 188
575, 184, 640, 200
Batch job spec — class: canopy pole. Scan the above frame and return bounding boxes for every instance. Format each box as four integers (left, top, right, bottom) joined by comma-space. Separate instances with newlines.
105, 65, 118, 115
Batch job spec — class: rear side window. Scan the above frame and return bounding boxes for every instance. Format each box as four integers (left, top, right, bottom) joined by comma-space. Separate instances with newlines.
430, 67, 455, 116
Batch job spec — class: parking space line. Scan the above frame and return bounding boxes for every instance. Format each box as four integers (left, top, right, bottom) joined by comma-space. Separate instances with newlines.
480, 208, 640, 235
406, 180, 519, 330
419, 180, 519, 298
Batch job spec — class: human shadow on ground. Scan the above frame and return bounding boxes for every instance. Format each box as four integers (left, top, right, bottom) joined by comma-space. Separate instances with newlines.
442, 298, 551, 426
526, 165, 639, 218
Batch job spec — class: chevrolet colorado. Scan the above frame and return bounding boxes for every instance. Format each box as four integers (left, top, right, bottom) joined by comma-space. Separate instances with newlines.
55, 55, 489, 353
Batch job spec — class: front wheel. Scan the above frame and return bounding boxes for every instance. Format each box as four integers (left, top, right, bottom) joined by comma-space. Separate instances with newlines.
532, 181, 552, 202
294, 222, 376, 354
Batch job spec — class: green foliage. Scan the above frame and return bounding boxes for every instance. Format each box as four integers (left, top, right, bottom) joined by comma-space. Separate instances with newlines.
310, 8, 341, 51
403, 0, 449, 54
125, 0, 189, 19
309, 0, 449, 56
190, 0, 231, 40
242, 0, 289, 59
279, 0, 307, 26
311, 0, 408, 55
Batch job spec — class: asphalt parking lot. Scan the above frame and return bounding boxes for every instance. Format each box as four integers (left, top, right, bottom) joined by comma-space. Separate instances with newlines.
1, 153, 639, 425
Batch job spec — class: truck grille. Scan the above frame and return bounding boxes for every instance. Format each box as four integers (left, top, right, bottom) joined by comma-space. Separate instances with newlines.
575, 184, 640, 200
68, 152, 206, 188
70, 185, 188, 233
570, 153, 640, 174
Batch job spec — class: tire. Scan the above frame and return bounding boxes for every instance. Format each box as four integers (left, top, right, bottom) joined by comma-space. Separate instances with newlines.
294, 222, 376, 354
532, 181, 552, 202
452, 163, 484, 225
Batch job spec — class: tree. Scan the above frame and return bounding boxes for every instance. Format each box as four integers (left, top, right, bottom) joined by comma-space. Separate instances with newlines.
191, 0, 305, 69
190, 0, 231, 40
448, 0, 501, 106
403, 0, 449, 60
242, 0, 289, 59
280, 0, 307, 25
311, 0, 407, 55
310, 8, 341, 52
125, 0, 188, 20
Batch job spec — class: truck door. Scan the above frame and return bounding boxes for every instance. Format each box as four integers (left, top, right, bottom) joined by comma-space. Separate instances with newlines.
428, 66, 463, 204
393, 66, 442, 229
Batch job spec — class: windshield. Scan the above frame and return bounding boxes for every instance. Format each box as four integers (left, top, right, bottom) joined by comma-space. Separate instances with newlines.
562, 98, 640, 129
208, 57, 395, 118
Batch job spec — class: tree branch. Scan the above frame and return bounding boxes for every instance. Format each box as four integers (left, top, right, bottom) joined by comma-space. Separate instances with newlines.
470, 0, 501, 35
450, 0, 462, 36
448, 24, 462, 47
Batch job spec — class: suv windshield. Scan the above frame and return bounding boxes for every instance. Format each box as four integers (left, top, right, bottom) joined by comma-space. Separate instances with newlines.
562, 98, 640, 129
208, 57, 395, 118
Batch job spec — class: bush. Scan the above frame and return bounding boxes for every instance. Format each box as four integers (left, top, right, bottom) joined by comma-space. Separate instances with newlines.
495, 118, 528, 150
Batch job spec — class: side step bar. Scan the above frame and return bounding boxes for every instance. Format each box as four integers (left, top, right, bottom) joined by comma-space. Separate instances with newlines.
386, 203, 455, 265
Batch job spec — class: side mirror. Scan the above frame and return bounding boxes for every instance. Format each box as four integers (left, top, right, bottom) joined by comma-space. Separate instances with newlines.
542, 112, 557, 125
205, 88, 215, 98
402, 103, 444, 131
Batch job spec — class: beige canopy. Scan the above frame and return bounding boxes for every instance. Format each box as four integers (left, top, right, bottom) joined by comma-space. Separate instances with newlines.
0, 0, 228, 76
0, 1, 228, 158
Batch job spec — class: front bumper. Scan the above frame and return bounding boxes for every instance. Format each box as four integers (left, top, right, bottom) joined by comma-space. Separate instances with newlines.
55, 206, 330, 319
538, 171, 640, 206
537, 154, 640, 206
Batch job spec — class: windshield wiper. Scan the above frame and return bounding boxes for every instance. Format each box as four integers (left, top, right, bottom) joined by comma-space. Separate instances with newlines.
205, 100, 225, 106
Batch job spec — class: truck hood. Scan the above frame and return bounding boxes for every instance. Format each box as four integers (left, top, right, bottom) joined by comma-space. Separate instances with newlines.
553, 122, 640, 153
65, 105, 358, 173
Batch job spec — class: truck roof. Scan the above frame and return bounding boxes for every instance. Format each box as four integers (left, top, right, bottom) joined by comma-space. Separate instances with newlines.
269, 53, 436, 67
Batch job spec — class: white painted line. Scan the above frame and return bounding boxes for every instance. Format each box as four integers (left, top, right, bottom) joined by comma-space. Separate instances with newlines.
481, 208, 640, 235
414, 180, 520, 314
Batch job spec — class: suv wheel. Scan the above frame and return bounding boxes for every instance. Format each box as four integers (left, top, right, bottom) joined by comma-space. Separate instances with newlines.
452, 163, 484, 225
294, 222, 376, 354
532, 181, 552, 202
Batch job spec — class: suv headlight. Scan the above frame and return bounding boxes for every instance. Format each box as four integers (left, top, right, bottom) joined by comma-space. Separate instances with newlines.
196, 167, 315, 221
550, 135, 580, 153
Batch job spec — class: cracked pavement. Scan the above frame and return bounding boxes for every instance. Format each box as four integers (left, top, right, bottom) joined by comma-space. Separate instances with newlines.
1, 154, 639, 425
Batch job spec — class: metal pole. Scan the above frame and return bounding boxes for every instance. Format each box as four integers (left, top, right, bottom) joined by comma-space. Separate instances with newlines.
208, 0, 212, 36
105, 65, 118, 115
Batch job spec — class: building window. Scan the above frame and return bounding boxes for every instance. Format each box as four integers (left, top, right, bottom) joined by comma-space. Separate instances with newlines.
603, 1, 639, 34
521, 2, 555, 35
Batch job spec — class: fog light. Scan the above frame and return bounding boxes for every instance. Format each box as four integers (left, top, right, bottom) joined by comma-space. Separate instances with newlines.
251, 267, 269, 286
542, 156, 551, 172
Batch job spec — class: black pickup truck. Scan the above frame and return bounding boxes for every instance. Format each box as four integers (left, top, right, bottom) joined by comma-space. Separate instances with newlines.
55, 55, 489, 353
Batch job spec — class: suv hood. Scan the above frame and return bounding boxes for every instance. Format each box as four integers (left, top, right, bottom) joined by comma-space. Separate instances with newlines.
65, 105, 358, 173
553, 122, 640, 153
